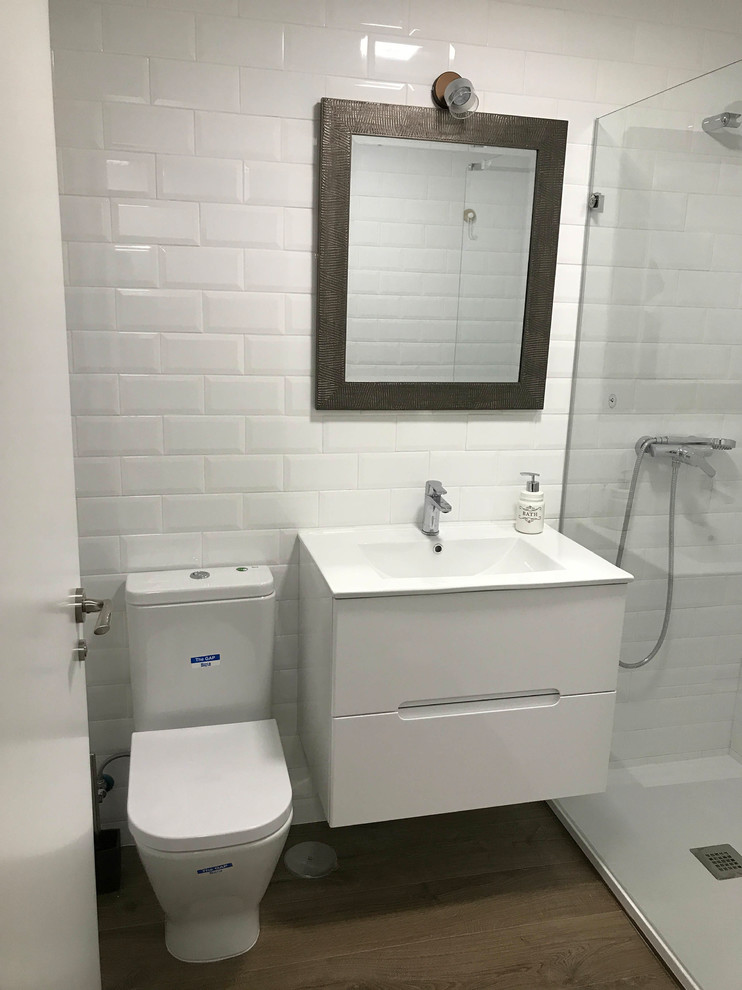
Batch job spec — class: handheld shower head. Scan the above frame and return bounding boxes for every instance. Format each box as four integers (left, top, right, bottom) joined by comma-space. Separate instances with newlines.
636, 434, 736, 454
709, 437, 736, 450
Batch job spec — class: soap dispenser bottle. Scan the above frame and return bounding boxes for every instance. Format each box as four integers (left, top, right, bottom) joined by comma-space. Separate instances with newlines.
515, 472, 544, 534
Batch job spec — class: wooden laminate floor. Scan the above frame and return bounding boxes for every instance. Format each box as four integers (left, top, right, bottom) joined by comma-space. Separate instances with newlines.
98, 803, 681, 990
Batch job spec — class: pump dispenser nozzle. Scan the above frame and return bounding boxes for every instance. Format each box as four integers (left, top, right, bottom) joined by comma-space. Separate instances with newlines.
520, 471, 540, 493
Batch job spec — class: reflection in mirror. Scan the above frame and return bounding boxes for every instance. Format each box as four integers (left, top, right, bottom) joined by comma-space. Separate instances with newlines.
346, 136, 536, 384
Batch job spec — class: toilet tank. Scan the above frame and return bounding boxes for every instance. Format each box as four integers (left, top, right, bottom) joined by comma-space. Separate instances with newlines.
125, 566, 275, 731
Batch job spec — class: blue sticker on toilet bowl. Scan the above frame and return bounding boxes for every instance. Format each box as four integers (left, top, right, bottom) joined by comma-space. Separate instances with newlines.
190, 653, 220, 668
197, 862, 233, 875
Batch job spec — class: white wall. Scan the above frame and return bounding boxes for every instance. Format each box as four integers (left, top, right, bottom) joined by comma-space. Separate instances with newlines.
49, 0, 742, 832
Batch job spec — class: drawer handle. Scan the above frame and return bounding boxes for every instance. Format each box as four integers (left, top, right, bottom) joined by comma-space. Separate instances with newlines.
398, 690, 560, 720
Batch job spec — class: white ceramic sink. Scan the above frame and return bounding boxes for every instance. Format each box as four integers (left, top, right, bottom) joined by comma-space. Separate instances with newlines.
360, 536, 561, 579
299, 522, 632, 597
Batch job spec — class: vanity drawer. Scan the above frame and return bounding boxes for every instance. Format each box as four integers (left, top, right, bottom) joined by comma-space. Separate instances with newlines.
326, 691, 614, 827
332, 585, 626, 716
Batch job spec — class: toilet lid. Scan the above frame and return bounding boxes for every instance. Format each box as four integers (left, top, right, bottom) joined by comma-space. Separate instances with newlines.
127, 720, 293, 853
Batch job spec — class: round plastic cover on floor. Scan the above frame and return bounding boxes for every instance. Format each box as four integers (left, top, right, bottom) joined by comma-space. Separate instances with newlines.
284, 841, 338, 879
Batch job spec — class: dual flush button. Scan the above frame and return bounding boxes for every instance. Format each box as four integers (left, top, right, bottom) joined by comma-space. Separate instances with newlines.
189, 566, 253, 580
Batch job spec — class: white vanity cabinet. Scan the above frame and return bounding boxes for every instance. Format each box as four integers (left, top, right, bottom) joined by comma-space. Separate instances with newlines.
298, 524, 631, 827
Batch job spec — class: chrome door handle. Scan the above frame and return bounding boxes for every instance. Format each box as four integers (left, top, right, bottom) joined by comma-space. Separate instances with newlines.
74, 588, 112, 636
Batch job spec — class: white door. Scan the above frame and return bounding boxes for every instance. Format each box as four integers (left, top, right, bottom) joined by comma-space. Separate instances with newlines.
0, 2, 101, 988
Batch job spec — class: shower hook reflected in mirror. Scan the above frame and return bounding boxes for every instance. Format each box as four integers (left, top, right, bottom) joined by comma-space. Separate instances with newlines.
702, 110, 741, 133
463, 207, 477, 240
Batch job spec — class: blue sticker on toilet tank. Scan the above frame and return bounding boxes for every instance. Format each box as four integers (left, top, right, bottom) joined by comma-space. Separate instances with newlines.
190, 653, 220, 668
197, 862, 233, 875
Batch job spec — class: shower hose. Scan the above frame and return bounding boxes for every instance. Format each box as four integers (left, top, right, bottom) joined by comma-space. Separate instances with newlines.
615, 438, 680, 670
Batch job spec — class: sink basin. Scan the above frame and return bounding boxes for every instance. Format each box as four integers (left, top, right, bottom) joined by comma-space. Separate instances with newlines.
360, 536, 561, 579
299, 522, 632, 597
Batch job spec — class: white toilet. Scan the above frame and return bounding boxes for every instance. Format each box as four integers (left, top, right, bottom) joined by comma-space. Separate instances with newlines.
125, 566, 293, 963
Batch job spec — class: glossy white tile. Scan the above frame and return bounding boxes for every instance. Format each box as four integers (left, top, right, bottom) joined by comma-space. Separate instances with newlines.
66, 287, 116, 331
201, 204, 282, 248
244, 491, 319, 528
161, 333, 244, 374
358, 452, 431, 489
160, 245, 244, 289
323, 418, 396, 452
368, 35, 450, 85
284, 454, 358, 491
60, 149, 156, 197
163, 493, 243, 532
77, 495, 162, 537
74, 457, 123, 498
70, 374, 120, 415
53, 50, 149, 102
112, 199, 200, 245
164, 415, 245, 454
150, 0, 237, 12
121, 456, 204, 495
196, 15, 283, 68
116, 288, 202, 331
67, 243, 159, 287
243, 336, 312, 376
524, 52, 599, 102
79, 537, 122, 576
204, 376, 284, 414
284, 209, 314, 252
102, 5, 196, 59
76, 416, 164, 456
245, 162, 314, 208
244, 249, 312, 292
59, 196, 112, 242
203, 291, 283, 333
284, 294, 313, 334
195, 112, 281, 161
71, 331, 160, 374
284, 25, 368, 77
104, 103, 195, 155
205, 455, 283, 492
245, 416, 322, 453
50, 1, 104, 51
119, 374, 203, 413
280, 118, 317, 164
201, 529, 278, 566
326, 0, 407, 34
53, 100, 105, 149
157, 154, 243, 203
121, 533, 202, 571
238, 0, 324, 24
151, 58, 240, 112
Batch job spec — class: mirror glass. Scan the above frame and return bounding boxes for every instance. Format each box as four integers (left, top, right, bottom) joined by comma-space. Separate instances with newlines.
346, 136, 536, 384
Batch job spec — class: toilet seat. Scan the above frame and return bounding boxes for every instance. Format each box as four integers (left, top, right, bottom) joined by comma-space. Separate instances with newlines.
128, 719, 292, 853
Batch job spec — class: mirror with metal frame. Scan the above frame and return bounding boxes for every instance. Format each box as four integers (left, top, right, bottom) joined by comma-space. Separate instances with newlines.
316, 98, 567, 411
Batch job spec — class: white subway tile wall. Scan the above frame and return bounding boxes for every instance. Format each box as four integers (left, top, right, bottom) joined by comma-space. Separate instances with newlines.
50, 0, 742, 833
562, 65, 742, 767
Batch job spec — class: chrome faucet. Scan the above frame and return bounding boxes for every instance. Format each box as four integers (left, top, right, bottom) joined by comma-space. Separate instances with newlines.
422, 480, 452, 536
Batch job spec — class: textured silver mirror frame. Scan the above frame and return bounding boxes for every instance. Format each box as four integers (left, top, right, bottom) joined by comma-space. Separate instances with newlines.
316, 98, 567, 411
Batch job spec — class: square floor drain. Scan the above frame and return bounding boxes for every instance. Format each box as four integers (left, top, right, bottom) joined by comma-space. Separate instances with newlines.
690, 844, 742, 880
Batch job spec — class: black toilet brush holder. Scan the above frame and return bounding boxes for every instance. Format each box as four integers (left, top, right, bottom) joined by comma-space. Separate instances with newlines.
94, 827, 122, 894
